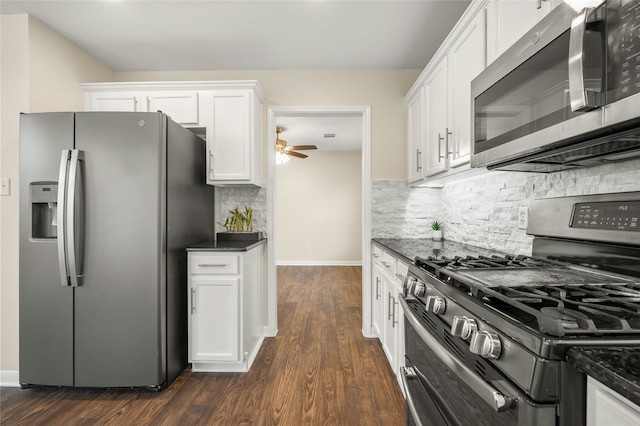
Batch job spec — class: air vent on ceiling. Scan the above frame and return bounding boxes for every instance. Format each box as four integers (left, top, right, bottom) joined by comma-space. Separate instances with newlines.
323, 133, 336, 138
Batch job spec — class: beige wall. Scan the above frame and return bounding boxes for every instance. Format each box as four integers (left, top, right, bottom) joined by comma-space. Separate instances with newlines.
0, 15, 113, 375
115, 69, 419, 180
275, 151, 362, 264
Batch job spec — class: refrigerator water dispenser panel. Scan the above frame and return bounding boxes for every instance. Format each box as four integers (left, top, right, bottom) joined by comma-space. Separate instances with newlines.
30, 182, 58, 239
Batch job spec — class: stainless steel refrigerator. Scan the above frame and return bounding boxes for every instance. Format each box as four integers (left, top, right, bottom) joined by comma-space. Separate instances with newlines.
19, 112, 215, 389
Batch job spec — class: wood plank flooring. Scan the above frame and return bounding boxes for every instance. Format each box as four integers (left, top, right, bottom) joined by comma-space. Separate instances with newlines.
0, 266, 406, 425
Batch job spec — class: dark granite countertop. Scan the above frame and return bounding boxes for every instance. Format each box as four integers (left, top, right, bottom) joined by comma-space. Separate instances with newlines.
372, 238, 506, 265
186, 238, 267, 252
567, 347, 640, 406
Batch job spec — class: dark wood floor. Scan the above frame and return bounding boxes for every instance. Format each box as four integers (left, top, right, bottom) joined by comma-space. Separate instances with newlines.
1, 266, 406, 425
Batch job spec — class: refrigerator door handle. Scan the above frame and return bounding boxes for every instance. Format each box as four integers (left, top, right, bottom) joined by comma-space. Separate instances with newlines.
66, 149, 85, 287
57, 150, 71, 286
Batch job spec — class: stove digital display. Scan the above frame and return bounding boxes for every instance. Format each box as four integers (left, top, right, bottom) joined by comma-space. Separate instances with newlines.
572, 201, 640, 231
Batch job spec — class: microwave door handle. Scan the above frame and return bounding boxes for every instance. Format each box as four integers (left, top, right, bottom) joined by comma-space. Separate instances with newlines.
568, 7, 599, 112
57, 150, 71, 286
399, 295, 515, 412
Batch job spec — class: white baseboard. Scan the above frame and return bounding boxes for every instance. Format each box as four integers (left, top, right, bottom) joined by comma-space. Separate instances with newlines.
276, 260, 362, 266
0, 371, 20, 387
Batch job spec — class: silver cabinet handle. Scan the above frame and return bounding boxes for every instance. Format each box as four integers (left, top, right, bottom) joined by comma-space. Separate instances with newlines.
191, 288, 196, 314
568, 7, 601, 112
392, 296, 398, 328
446, 127, 453, 157
388, 292, 393, 321
66, 149, 85, 287
399, 295, 514, 412
416, 148, 422, 172
375, 277, 381, 300
198, 263, 228, 268
208, 150, 214, 181
57, 150, 70, 287
438, 133, 445, 161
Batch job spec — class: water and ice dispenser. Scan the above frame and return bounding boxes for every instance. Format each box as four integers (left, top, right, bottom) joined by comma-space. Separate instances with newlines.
30, 182, 58, 239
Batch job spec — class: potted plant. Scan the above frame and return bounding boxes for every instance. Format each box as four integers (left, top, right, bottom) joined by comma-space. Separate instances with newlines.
431, 220, 443, 241
216, 206, 262, 241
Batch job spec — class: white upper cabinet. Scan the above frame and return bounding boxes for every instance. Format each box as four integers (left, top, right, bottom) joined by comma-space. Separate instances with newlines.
82, 81, 265, 187
406, 2, 486, 184
447, 10, 485, 168
201, 87, 264, 186
425, 57, 449, 177
486, 0, 562, 65
407, 86, 425, 183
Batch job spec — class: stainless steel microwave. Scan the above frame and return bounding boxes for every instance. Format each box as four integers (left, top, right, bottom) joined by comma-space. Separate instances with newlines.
471, 0, 640, 172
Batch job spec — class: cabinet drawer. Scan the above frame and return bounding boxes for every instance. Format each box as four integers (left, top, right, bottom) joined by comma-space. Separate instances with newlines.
189, 254, 239, 275
381, 251, 397, 275
372, 245, 382, 261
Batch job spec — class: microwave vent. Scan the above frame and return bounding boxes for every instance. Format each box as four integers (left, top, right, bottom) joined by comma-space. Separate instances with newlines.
490, 126, 640, 172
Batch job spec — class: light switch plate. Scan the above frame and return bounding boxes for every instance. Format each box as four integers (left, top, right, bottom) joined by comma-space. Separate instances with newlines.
0, 178, 10, 196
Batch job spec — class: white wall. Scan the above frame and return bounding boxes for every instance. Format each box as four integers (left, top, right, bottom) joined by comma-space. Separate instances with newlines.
276, 151, 362, 264
0, 15, 114, 378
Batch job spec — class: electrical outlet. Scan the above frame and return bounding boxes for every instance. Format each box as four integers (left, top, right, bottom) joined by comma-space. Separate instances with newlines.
518, 206, 529, 230
0, 178, 10, 196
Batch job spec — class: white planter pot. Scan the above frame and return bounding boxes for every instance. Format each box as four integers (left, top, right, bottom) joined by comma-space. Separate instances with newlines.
432, 230, 443, 241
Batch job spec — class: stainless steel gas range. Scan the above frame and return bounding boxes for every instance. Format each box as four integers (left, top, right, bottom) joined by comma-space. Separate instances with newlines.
399, 192, 640, 426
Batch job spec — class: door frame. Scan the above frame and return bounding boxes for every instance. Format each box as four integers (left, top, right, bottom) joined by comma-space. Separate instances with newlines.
265, 105, 372, 337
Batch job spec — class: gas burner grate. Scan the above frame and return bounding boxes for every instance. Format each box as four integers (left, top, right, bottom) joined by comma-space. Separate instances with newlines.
477, 282, 640, 336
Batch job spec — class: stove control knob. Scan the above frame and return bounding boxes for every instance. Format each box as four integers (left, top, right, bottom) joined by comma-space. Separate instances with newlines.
402, 276, 416, 297
425, 295, 446, 314
451, 316, 477, 340
413, 282, 426, 297
469, 330, 502, 360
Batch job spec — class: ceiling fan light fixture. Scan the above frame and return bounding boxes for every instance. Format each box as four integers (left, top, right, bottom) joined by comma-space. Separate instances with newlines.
275, 151, 290, 165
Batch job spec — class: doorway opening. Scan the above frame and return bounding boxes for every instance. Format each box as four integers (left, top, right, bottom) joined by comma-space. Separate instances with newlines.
266, 106, 372, 337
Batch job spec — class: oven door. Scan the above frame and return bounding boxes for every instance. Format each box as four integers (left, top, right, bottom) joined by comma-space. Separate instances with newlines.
400, 296, 558, 426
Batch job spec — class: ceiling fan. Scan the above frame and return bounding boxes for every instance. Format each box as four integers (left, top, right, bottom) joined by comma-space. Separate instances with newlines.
275, 127, 317, 159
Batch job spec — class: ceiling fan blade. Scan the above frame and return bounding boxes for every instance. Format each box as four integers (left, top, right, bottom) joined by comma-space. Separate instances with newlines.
286, 145, 318, 151
286, 151, 308, 159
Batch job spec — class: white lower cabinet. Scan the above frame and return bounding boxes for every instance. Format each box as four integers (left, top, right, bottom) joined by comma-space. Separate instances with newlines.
188, 246, 264, 372
372, 244, 406, 386
587, 376, 640, 426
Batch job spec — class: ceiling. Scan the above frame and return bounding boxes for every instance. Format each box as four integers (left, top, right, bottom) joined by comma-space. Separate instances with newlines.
0, 0, 471, 71
276, 114, 362, 152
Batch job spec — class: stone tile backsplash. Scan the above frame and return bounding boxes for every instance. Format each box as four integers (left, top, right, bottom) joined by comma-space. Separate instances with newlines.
217, 186, 268, 236
373, 158, 640, 255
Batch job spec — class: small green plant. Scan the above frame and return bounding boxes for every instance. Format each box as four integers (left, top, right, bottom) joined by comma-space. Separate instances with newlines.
431, 220, 442, 231
217, 206, 254, 232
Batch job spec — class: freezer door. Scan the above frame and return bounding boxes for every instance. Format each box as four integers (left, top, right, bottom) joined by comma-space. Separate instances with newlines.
19, 113, 75, 386
73, 112, 166, 388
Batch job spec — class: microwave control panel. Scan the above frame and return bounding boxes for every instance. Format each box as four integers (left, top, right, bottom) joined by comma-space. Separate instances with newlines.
571, 201, 640, 231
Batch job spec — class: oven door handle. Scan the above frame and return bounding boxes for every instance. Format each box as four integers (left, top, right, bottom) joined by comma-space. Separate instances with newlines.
399, 296, 515, 412
400, 366, 427, 426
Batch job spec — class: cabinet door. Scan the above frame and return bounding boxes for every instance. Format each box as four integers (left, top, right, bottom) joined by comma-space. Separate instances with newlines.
146, 91, 200, 125
381, 273, 399, 370
205, 90, 252, 183
407, 86, 425, 183
587, 376, 640, 426
190, 277, 240, 362
89, 92, 141, 112
486, 0, 553, 65
448, 10, 485, 168
371, 261, 384, 338
425, 58, 449, 177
